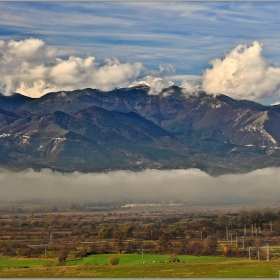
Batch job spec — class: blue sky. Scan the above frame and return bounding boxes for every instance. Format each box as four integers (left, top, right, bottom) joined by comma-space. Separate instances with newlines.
1, 2, 280, 104
1, 2, 280, 72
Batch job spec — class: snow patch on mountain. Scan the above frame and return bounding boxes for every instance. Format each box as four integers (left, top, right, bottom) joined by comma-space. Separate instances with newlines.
0, 133, 11, 138
240, 111, 277, 146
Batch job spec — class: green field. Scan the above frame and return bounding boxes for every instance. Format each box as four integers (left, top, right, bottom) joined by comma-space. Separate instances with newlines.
1, 259, 280, 278
1, 254, 280, 278
0, 255, 56, 269
0, 254, 241, 269
67, 254, 242, 266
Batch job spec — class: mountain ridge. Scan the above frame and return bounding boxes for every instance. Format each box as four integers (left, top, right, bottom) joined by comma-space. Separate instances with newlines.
1, 86, 280, 175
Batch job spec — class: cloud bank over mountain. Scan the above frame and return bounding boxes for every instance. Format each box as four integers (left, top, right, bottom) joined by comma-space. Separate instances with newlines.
0, 38, 181, 98
0, 168, 279, 205
0, 38, 144, 97
1, 38, 280, 103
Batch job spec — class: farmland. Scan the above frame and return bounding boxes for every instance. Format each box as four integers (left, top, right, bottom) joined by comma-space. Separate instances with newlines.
1, 257, 280, 278
1, 203, 280, 277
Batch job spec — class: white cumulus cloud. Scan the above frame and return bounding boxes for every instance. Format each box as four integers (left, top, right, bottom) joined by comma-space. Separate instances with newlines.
0, 38, 145, 97
202, 41, 280, 101
3, 38, 280, 102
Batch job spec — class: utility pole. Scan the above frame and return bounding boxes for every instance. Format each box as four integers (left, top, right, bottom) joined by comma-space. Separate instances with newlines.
242, 236, 245, 249
265, 243, 269, 261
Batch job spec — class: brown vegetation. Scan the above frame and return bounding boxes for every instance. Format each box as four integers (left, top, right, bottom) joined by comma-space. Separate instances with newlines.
1, 204, 280, 261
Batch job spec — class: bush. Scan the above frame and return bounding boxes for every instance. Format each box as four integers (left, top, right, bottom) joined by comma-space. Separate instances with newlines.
108, 256, 119, 265
222, 246, 232, 257
1, 247, 16, 257
57, 249, 69, 262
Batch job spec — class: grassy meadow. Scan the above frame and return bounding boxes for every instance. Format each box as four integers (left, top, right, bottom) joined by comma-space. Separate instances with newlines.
1, 254, 280, 278
1, 259, 280, 278
66, 253, 241, 266
0, 255, 56, 269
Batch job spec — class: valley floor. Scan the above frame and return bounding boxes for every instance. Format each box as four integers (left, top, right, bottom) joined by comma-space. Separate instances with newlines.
0, 258, 280, 278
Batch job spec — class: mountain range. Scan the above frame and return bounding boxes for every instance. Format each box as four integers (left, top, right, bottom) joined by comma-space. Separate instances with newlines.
1, 85, 280, 175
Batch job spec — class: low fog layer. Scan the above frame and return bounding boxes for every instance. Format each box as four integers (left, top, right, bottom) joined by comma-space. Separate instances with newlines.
0, 168, 280, 205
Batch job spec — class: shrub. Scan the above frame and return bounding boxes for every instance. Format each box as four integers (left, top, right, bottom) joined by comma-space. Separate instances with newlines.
57, 249, 69, 262
1, 247, 16, 257
108, 256, 119, 265
222, 246, 232, 257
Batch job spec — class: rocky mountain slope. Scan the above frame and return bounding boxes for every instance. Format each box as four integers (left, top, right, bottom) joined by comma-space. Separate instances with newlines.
1, 85, 280, 175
